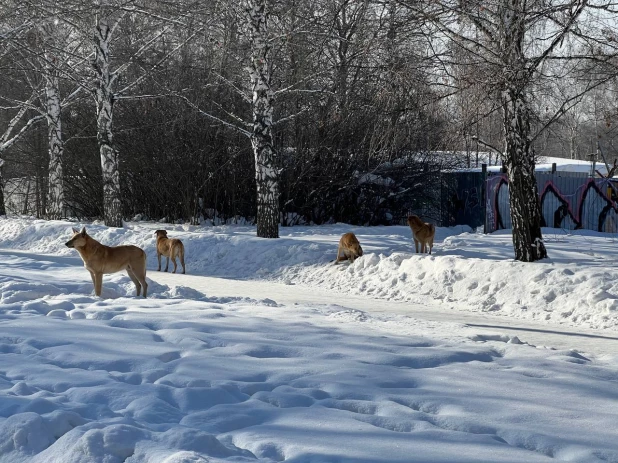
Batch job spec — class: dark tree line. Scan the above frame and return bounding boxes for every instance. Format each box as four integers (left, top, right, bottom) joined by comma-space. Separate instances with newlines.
1, 0, 618, 260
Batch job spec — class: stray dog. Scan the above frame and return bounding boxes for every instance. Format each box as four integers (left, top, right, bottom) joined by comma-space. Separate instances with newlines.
65, 227, 148, 297
154, 230, 186, 274
407, 215, 435, 254
335, 232, 363, 264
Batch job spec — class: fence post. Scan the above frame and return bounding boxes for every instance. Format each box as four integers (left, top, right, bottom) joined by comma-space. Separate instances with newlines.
551, 162, 556, 174
482, 163, 487, 234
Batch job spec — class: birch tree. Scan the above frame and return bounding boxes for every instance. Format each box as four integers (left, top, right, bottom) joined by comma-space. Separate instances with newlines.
92, 6, 122, 227
43, 59, 64, 219
2, 1, 81, 220
66, 0, 200, 227
37, 19, 71, 220
246, 0, 279, 238
179, 0, 283, 237
496, 0, 550, 261
401, 0, 611, 261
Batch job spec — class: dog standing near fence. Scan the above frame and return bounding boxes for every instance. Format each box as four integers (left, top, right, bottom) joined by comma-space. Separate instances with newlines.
407, 215, 435, 254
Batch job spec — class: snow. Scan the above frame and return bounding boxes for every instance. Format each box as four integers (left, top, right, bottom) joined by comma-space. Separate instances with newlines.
535, 156, 611, 176
458, 154, 613, 176
0, 216, 617, 462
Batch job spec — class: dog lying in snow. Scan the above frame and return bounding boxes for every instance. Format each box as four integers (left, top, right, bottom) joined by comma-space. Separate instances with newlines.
154, 230, 186, 274
65, 227, 148, 297
407, 215, 435, 254
335, 232, 363, 264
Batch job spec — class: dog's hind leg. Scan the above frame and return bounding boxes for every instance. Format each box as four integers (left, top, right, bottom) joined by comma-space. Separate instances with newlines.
126, 267, 142, 296
179, 245, 186, 274
335, 243, 343, 264
131, 254, 148, 297
141, 275, 148, 297
170, 245, 178, 273
164, 255, 169, 272
157, 252, 162, 271
429, 226, 435, 254
139, 254, 148, 297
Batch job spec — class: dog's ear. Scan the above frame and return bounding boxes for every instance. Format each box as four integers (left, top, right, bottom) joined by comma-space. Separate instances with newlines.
80, 227, 86, 236
71, 227, 80, 234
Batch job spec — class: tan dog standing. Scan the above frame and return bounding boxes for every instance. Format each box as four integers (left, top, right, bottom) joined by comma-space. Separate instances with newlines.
335, 232, 363, 264
65, 227, 148, 297
154, 230, 186, 274
407, 215, 435, 254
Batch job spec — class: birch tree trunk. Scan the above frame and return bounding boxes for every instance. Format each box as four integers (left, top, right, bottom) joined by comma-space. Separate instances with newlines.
500, 0, 547, 262
0, 160, 5, 216
44, 66, 64, 220
93, 15, 122, 227
247, 0, 279, 238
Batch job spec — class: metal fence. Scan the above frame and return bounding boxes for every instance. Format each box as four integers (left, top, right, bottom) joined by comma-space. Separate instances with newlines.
440, 171, 486, 230
485, 172, 618, 233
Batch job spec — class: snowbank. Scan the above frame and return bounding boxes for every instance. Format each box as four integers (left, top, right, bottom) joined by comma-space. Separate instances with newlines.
0, 217, 617, 330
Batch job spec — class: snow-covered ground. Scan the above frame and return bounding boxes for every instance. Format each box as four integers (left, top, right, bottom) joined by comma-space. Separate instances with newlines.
3, 218, 618, 330
0, 217, 617, 462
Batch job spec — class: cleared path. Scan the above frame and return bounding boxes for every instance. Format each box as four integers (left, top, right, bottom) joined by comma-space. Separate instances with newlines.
0, 248, 615, 358
148, 270, 618, 358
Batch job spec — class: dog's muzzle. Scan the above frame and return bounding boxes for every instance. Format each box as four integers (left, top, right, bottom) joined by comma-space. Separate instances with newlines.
65, 240, 74, 248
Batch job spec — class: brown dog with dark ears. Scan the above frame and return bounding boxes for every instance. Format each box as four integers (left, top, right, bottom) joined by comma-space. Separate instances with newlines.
65, 227, 148, 297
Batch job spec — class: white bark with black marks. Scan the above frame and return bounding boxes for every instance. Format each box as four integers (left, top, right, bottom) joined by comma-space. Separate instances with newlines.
93, 15, 122, 228
44, 65, 64, 220
247, 0, 279, 238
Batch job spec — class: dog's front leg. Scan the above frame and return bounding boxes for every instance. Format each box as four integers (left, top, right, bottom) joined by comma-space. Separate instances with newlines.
94, 273, 103, 297
88, 270, 96, 291
157, 253, 162, 271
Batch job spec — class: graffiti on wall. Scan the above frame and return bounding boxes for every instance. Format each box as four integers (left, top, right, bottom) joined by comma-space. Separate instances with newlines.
486, 173, 618, 233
